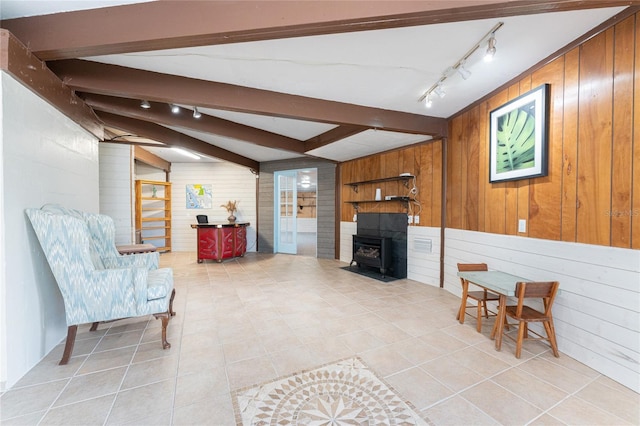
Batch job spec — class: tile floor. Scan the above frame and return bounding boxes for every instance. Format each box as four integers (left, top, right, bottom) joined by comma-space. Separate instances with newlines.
1, 252, 638, 425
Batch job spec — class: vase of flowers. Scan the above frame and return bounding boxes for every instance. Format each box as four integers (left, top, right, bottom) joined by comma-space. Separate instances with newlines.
221, 200, 239, 223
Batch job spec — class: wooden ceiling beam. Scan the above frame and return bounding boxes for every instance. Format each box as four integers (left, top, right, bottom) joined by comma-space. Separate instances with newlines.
49, 59, 446, 136
83, 93, 306, 154
0, 30, 102, 138
1, 1, 631, 60
97, 111, 259, 170
304, 125, 368, 152
134, 146, 171, 173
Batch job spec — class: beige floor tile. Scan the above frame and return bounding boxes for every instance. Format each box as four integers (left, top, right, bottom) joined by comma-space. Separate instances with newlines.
133, 340, 179, 363
121, 356, 179, 390
40, 394, 115, 425
418, 330, 469, 354
492, 367, 568, 410
268, 345, 321, 377
424, 395, 500, 425
517, 356, 593, 393
575, 379, 640, 423
461, 380, 542, 425
174, 368, 229, 408
359, 345, 414, 377
0, 380, 67, 420
177, 344, 225, 376
527, 413, 568, 425
419, 356, 486, 392
53, 367, 126, 407
446, 346, 511, 377
226, 356, 277, 390
173, 394, 236, 426
337, 329, 387, 353
94, 330, 144, 352
385, 367, 454, 410
106, 379, 175, 425
0, 410, 45, 425
12, 355, 85, 388
364, 322, 413, 344
222, 338, 268, 363
548, 395, 633, 425
77, 346, 136, 375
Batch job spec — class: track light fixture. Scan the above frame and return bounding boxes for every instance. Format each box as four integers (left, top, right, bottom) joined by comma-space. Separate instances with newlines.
193, 107, 201, 119
140, 100, 151, 109
484, 37, 497, 62
457, 62, 472, 80
418, 22, 503, 106
170, 104, 180, 114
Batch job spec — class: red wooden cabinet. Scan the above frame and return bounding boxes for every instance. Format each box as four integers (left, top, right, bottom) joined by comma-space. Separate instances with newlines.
191, 222, 249, 263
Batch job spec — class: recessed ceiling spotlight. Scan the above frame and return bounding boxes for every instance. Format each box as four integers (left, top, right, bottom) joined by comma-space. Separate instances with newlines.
457, 63, 472, 80
140, 100, 151, 109
170, 104, 180, 114
193, 107, 201, 119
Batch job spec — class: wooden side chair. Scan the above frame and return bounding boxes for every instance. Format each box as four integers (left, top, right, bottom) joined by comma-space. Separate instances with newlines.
498, 281, 560, 358
457, 263, 500, 332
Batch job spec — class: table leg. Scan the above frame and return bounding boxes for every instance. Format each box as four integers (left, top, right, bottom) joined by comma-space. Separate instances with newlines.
492, 294, 507, 351
458, 279, 469, 324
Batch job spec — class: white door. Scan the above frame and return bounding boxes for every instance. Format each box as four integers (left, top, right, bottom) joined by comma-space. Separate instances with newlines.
275, 171, 297, 254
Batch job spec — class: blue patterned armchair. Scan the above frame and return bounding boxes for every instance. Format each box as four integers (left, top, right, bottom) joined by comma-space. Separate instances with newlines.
26, 206, 175, 365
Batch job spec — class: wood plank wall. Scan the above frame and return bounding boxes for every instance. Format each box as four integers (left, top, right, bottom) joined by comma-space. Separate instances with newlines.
339, 141, 442, 227
447, 13, 640, 249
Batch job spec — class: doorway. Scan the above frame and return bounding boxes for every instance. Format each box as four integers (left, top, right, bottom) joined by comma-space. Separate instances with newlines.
274, 169, 317, 256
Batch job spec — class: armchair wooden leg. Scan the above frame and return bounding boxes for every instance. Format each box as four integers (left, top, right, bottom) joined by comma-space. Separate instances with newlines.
60, 325, 77, 365
153, 312, 171, 349
89, 322, 100, 332
169, 289, 176, 316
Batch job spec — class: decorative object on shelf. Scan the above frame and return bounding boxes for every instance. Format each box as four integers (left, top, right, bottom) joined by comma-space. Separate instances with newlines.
489, 84, 550, 183
221, 200, 239, 223
151, 185, 157, 198
375, 188, 382, 201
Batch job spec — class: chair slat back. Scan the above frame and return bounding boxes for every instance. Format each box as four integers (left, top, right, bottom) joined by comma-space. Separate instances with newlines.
457, 263, 488, 272
514, 281, 559, 317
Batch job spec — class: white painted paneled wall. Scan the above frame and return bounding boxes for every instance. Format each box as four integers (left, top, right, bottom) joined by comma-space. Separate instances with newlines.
407, 226, 441, 286
1, 73, 100, 389
444, 228, 640, 392
99, 143, 133, 244
339, 221, 356, 263
169, 162, 257, 252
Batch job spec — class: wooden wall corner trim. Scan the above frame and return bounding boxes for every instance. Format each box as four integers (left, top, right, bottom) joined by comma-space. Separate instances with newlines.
0, 29, 102, 139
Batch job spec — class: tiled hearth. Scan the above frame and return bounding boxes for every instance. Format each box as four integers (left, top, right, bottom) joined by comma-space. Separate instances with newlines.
1, 252, 637, 425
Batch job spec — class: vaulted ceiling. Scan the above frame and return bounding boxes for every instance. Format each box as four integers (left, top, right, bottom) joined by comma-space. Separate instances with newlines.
1, 1, 634, 168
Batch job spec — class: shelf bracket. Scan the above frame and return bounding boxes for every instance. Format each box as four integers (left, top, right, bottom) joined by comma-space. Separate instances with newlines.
350, 184, 358, 193
353, 203, 359, 212
402, 178, 411, 189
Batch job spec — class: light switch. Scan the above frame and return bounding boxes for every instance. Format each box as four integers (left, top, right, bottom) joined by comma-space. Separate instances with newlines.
414, 216, 420, 224
518, 219, 526, 233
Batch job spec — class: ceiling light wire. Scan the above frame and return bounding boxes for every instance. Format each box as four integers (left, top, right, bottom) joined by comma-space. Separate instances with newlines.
418, 22, 503, 104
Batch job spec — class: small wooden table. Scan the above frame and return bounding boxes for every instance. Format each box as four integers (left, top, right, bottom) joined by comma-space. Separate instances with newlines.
456, 270, 530, 351
116, 244, 157, 255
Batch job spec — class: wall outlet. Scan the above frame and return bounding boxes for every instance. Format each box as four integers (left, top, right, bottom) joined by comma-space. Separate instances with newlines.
518, 219, 526, 233
414, 216, 420, 224
353, 214, 357, 222
408, 215, 413, 224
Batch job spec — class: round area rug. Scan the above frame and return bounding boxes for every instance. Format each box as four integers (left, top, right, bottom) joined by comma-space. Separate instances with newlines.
233, 357, 430, 425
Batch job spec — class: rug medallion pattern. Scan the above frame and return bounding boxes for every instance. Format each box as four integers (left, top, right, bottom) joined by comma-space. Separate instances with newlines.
233, 357, 430, 425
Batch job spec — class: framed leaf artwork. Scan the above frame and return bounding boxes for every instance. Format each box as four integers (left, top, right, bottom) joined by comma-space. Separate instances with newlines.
489, 84, 550, 183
